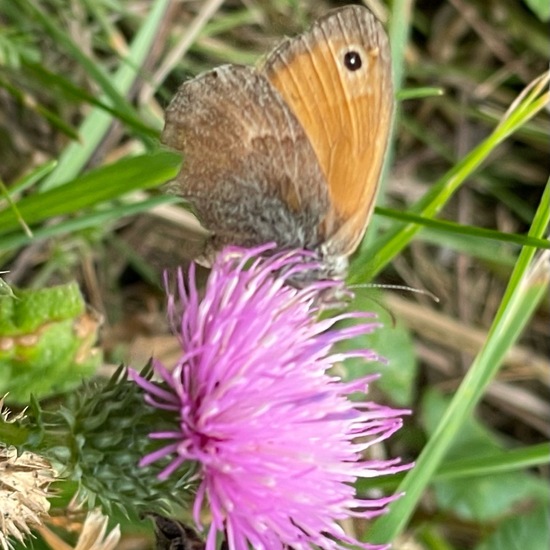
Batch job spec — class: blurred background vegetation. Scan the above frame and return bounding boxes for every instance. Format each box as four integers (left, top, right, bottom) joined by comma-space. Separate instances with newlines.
0, 0, 548, 548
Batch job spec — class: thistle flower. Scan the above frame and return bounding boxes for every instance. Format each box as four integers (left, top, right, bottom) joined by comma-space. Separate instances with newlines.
132, 245, 410, 550
0, 445, 56, 550
37, 508, 120, 550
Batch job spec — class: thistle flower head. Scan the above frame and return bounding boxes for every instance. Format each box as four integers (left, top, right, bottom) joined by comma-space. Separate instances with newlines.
73, 509, 120, 550
0, 445, 56, 550
132, 245, 410, 550
36, 508, 120, 550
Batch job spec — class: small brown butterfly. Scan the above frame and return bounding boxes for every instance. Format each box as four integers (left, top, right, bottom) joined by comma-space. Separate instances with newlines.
162, 5, 393, 278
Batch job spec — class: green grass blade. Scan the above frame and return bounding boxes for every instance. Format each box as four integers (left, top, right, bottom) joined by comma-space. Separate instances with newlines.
0, 151, 180, 236
375, 206, 550, 250
0, 195, 180, 253
19, 0, 142, 124
435, 443, 550, 481
365, 179, 550, 543
0, 74, 80, 140
0, 177, 32, 237
5, 160, 57, 196
358, 442, 550, 493
38, 0, 171, 190
21, 61, 158, 138
351, 72, 550, 283
397, 86, 445, 100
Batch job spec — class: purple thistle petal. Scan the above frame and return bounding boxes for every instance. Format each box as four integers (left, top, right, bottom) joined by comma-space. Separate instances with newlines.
133, 245, 411, 549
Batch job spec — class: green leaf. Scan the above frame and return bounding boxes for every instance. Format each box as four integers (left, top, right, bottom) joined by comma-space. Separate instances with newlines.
0, 281, 83, 334
338, 292, 417, 406
524, 0, 550, 21
0, 282, 101, 403
476, 503, 550, 550
423, 390, 547, 521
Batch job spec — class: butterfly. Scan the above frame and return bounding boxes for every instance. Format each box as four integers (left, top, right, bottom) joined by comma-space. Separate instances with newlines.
162, 4, 393, 278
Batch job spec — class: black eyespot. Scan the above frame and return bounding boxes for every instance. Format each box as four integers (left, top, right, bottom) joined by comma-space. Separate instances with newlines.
343, 50, 362, 71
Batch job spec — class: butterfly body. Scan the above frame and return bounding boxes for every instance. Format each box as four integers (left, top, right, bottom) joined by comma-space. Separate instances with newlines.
162, 5, 393, 278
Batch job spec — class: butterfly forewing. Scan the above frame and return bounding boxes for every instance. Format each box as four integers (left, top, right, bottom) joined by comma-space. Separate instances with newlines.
262, 5, 393, 257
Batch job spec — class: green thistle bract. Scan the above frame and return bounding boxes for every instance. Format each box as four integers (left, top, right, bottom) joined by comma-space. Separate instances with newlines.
9, 366, 196, 517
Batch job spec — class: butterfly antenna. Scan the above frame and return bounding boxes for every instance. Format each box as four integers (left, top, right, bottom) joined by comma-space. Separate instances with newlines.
350, 283, 440, 303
